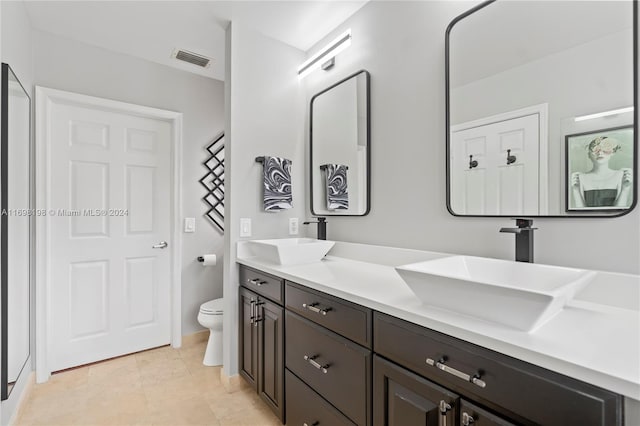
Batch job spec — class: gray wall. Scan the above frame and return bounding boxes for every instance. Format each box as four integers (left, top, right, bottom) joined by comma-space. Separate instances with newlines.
33, 30, 226, 335
303, 1, 639, 275
223, 22, 305, 375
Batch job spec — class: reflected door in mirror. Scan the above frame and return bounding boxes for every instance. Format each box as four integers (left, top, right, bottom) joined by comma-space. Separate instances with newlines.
451, 109, 542, 215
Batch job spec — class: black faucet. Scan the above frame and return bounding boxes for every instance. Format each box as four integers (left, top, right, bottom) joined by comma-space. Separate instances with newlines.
303, 217, 327, 240
499, 218, 537, 263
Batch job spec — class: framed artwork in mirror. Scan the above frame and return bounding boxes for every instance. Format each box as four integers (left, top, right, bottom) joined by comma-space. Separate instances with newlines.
565, 125, 634, 212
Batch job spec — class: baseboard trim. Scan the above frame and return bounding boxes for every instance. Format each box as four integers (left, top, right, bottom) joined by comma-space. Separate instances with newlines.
220, 368, 245, 393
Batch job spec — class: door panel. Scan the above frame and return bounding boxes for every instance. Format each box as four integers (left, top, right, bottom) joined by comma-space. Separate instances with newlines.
258, 299, 284, 420
451, 113, 539, 215
387, 380, 440, 425
374, 355, 458, 426
239, 288, 258, 389
497, 164, 524, 213
49, 97, 172, 371
68, 260, 108, 339
126, 128, 157, 153
69, 161, 109, 237
126, 165, 155, 234
125, 257, 156, 328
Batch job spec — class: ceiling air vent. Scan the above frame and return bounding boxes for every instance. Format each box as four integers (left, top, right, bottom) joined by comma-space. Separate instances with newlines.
172, 49, 211, 68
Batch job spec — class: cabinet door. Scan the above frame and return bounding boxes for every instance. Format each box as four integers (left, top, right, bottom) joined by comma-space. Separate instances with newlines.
257, 298, 284, 421
239, 287, 258, 389
460, 400, 516, 426
374, 355, 458, 426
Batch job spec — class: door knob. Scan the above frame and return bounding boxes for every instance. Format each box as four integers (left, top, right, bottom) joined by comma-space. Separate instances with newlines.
152, 241, 168, 249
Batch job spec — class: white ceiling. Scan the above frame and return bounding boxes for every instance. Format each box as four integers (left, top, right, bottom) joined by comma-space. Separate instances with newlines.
23, 1, 368, 82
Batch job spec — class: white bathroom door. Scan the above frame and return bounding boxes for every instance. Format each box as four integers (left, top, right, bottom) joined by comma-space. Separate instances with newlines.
451, 114, 540, 215
47, 94, 172, 372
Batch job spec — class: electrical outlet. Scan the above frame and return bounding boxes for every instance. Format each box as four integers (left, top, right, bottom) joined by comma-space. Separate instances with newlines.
289, 218, 299, 235
240, 218, 252, 237
184, 217, 195, 233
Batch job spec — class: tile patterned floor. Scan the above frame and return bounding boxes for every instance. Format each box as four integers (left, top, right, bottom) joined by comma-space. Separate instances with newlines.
15, 333, 281, 426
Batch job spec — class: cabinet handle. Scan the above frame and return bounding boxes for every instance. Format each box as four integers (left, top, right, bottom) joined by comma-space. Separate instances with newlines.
462, 412, 475, 425
303, 355, 329, 374
438, 400, 452, 426
253, 301, 264, 327
249, 299, 255, 324
303, 422, 319, 426
248, 278, 267, 286
426, 358, 486, 388
302, 303, 332, 316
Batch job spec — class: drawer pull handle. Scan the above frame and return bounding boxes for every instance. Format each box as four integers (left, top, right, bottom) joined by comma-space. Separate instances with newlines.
303, 355, 329, 374
303, 422, 319, 426
462, 412, 475, 425
426, 358, 486, 388
248, 278, 267, 286
302, 303, 332, 316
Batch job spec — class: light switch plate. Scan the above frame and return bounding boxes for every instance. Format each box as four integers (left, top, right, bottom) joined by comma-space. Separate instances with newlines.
240, 218, 252, 237
184, 217, 195, 233
289, 218, 299, 235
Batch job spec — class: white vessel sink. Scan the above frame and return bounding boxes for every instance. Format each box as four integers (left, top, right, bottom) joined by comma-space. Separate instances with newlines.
247, 238, 335, 266
395, 256, 597, 332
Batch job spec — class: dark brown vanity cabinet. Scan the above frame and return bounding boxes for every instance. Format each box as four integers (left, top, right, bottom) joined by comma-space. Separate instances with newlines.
285, 282, 373, 426
374, 312, 623, 426
237, 265, 625, 426
238, 267, 284, 421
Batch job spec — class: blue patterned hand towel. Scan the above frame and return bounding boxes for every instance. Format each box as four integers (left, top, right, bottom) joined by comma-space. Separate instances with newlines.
263, 156, 292, 211
322, 164, 349, 210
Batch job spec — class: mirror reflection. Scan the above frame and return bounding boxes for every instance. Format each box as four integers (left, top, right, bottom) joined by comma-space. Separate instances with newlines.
310, 70, 370, 216
2, 64, 31, 400
447, 0, 635, 217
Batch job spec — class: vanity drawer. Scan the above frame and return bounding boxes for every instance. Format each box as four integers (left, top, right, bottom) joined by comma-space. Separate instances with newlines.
374, 312, 622, 426
285, 282, 372, 347
286, 369, 356, 426
286, 311, 371, 426
239, 265, 283, 304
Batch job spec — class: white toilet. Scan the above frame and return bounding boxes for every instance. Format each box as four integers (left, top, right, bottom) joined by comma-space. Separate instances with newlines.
197, 298, 224, 366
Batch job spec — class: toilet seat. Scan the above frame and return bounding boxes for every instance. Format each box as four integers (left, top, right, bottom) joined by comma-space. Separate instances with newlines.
200, 298, 224, 315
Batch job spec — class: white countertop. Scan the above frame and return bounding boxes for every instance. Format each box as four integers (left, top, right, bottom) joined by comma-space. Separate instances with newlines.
236, 241, 640, 400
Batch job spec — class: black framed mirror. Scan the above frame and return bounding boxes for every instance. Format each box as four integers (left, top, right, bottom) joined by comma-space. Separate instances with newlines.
446, 0, 637, 217
1, 63, 32, 400
310, 70, 371, 216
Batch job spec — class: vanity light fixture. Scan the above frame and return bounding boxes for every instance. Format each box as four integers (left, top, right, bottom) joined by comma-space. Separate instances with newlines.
574, 106, 634, 122
298, 29, 352, 79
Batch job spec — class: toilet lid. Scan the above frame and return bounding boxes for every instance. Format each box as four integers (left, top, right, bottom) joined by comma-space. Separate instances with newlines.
200, 298, 224, 314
